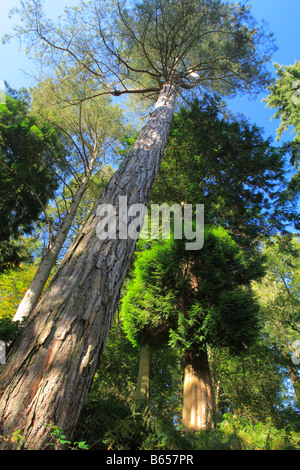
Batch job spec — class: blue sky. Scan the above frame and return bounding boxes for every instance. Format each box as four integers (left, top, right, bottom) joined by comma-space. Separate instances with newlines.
0, 0, 300, 144
228, 0, 300, 143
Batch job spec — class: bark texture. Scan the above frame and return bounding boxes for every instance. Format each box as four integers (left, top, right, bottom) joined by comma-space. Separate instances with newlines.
0, 83, 177, 449
182, 348, 216, 432
135, 343, 152, 412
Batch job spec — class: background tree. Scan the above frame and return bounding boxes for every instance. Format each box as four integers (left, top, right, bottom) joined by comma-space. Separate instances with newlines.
210, 336, 290, 424
151, 97, 299, 246
0, 88, 68, 272
265, 61, 300, 143
207, 237, 300, 437
13, 68, 125, 322
252, 235, 300, 408
120, 226, 263, 432
264, 61, 300, 200
0, 0, 276, 448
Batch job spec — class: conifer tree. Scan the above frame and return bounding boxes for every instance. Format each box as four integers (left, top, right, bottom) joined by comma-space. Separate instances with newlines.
121, 228, 262, 432
0, 90, 68, 272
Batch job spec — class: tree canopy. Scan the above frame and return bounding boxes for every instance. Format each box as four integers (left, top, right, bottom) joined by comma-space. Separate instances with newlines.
9, 0, 275, 103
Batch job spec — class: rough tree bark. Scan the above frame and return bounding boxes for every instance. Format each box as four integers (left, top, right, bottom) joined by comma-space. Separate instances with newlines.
0, 83, 177, 449
135, 343, 152, 412
182, 348, 216, 432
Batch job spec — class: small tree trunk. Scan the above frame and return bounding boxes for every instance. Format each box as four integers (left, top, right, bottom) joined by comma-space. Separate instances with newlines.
182, 348, 216, 432
282, 347, 300, 408
135, 343, 152, 412
288, 366, 300, 408
13, 173, 91, 323
0, 83, 177, 449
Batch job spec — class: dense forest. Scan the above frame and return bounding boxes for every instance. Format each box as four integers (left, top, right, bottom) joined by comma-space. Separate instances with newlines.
0, 0, 299, 452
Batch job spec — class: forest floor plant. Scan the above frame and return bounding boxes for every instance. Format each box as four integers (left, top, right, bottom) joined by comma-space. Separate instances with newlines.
0, 423, 89, 450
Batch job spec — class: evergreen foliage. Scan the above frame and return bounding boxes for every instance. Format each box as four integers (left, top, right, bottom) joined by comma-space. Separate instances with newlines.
264, 61, 300, 202
0, 88, 69, 271
122, 226, 262, 360
152, 97, 299, 245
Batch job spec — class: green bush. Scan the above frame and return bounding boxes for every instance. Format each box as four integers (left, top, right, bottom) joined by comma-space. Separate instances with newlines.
188, 413, 300, 450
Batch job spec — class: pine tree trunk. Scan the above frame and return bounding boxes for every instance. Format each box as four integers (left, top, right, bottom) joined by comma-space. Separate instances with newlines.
13, 172, 92, 323
135, 343, 152, 412
182, 348, 216, 432
0, 83, 177, 449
